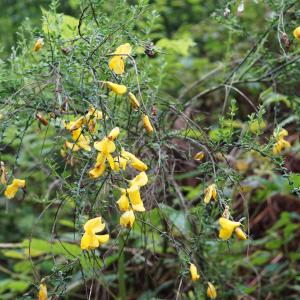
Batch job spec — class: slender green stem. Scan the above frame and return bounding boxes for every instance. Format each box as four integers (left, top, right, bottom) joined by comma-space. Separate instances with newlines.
118, 233, 126, 300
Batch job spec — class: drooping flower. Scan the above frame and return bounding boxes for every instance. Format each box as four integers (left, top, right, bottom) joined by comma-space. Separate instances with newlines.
127, 185, 145, 212
190, 263, 200, 281
4, 179, 26, 199
108, 43, 132, 75
219, 217, 241, 240
38, 283, 47, 300
104, 81, 127, 95
272, 128, 291, 155
194, 151, 204, 161
121, 149, 148, 171
143, 114, 154, 133
117, 190, 130, 212
33, 38, 44, 52
80, 217, 109, 250
207, 282, 217, 299
235, 227, 247, 240
129, 172, 148, 187
120, 210, 135, 228
293, 26, 300, 40
204, 184, 217, 204
128, 92, 140, 110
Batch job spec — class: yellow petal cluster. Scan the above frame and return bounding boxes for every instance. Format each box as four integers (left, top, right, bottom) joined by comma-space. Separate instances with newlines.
108, 43, 132, 75
272, 128, 291, 155
204, 184, 217, 204
143, 114, 154, 133
219, 216, 248, 242
38, 283, 47, 300
33, 38, 44, 52
117, 172, 148, 228
89, 127, 120, 178
121, 149, 148, 171
190, 263, 200, 281
293, 26, 300, 40
207, 282, 217, 299
4, 179, 26, 199
80, 217, 109, 250
120, 210, 135, 228
194, 151, 204, 161
128, 92, 140, 110
105, 81, 127, 95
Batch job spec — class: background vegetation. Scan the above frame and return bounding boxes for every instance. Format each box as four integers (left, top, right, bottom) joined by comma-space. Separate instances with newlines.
0, 0, 300, 299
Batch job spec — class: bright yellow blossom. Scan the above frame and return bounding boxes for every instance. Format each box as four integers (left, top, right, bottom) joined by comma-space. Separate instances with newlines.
120, 210, 135, 228
80, 217, 109, 250
194, 151, 204, 161
33, 38, 44, 52
108, 43, 132, 75
128, 92, 140, 110
127, 185, 145, 212
38, 283, 47, 300
71, 129, 91, 152
143, 114, 154, 133
129, 172, 148, 187
90, 128, 120, 178
117, 190, 130, 212
190, 263, 200, 281
121, 149, 148, 171
105, 81, 127, 95
207, 282, 217, 299
4, 179, 26, 199
219, 217, 241, 240
235, 227, 247, 240
204, 184, 217, 204
293, 26, 300, 40
273, 128, 291, 155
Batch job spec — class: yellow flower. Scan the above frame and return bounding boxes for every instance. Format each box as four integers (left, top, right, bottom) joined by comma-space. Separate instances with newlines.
204, 184, 217, 204
129, 172, 148, 187
108, 127, 120, 140
90, 128, 121, 178
89, 163, 106, 178
143, 114, 154, 133
127, 185, 145, 212
111, 156, 127, 172
128, 92, 140, 110
114, 43, 132, 57
80, 217, 109, 250
120, 210, 135, 228
71, 129, 91, 152
207, 282, 217, 299
117, 190, 130, 212
4, 179, 26, 199
121, 149, 148, 171
108, 43, 132, 75
293, 26, 300, 40
190, 263, 200, 281
33, 38, 44, 52
38, 283, 47, 300
219, 217, 241, 240
194, 151, 204, 161
235, 227, 247, 240
272, 128, 291, 155
105, 81, 127, 95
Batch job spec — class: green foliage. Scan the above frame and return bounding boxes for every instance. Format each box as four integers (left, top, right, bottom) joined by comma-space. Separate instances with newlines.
0, 0, 299, 299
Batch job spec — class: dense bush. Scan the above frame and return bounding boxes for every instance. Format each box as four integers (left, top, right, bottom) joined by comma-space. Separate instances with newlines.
0, 0, 299, 299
